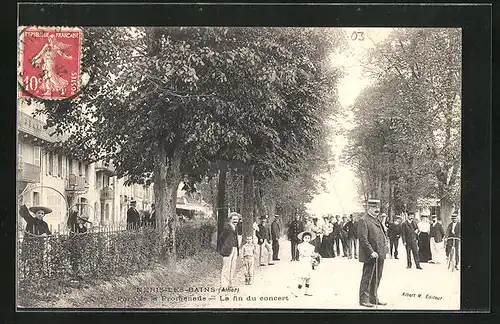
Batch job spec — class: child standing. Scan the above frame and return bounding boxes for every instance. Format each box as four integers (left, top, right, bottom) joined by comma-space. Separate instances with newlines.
294, 230, 319, 297
241, 236, 256, 285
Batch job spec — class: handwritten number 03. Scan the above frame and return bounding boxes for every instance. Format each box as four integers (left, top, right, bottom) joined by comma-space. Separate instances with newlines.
351, 31, 365, 41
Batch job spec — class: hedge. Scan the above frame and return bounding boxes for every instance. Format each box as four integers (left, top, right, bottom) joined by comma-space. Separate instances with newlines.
17, 220, 216, 306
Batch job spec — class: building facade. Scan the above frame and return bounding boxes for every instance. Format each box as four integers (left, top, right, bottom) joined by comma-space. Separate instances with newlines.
17, 101, 154, 233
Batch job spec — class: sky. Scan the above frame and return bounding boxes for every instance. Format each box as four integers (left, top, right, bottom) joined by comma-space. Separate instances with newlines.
305, 28, 392, 216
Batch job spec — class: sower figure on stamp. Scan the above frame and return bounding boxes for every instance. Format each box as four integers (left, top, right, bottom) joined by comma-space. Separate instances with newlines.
217, 212, 241, 288
271, 214, 281, 261
358, 199, 388, 308
287, 212, 304, 261
401, 212, 423, 270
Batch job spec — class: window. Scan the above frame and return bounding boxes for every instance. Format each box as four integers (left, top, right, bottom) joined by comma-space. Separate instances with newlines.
33, 192, 40, 205
61, 155, 67, 178
33, 146, 41, 166
45, 153, 50, 175
85, 164, 89, 182
48, 153, 53, 175
78, 162, 83, 176
68, 158, 73, 175
58, 155, 63, 177
18, 143, 22, 164
52, 154, 59, 176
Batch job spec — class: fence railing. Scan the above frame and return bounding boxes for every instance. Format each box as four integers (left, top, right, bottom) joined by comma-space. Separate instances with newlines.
17, 221, 216, 305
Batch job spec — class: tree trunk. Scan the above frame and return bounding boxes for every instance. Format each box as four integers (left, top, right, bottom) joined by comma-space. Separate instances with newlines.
216, 162, 228, 248
154, 138, 169, 260
440, 197, 454, 229
166, 148, 182, 260
254, 182, 266, 219
242, 166, 255, 238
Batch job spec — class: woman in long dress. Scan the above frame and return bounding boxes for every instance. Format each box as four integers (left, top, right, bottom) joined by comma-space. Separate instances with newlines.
417, 215, 432, 262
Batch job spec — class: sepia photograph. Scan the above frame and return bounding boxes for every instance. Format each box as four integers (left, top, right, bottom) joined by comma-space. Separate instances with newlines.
17, 25, 462, 310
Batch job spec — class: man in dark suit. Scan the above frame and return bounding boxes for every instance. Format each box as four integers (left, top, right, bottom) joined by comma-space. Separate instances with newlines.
287, 213, 304, 261
217, 212, 240, 288
429, 214, 445, 264
126, 200, 140, 230
271, 214, 281, 261
387, 216, 402, 259
343, 215, 353, 258
358, 199, 388, 308
256, 216, 274, 266
445, 213, 461, 270
401, 212, 423, 270
332, 215, 342, 256
352, 214, 359, 259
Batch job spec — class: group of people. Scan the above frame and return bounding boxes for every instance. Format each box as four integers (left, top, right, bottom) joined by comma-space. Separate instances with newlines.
126, 200, 156, 229
216, 200, 461, 308
18, 201, 92, 281
217, 212, 282, 287
287, 213, 359, 261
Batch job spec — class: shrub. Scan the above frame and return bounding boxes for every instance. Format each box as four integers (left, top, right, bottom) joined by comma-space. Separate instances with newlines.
17, 220, 216, 307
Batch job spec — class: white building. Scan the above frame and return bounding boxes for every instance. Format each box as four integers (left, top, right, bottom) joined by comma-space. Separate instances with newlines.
17, 101, 154, 233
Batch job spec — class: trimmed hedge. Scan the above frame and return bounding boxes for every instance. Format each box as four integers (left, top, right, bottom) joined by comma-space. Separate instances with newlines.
17, 221, 216, 306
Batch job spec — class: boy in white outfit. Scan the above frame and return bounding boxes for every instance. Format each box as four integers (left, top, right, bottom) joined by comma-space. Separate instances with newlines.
241, 236, 256, 284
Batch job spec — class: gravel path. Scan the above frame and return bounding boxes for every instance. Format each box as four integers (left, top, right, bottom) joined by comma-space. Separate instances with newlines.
143, 238, 460, 310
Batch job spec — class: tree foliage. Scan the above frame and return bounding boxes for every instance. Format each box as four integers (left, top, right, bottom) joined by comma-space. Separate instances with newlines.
345, 28, 461, 225
28, 27, 346, 252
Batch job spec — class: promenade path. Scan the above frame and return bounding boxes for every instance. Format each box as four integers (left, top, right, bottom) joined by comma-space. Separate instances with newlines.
144, 237, 460, 310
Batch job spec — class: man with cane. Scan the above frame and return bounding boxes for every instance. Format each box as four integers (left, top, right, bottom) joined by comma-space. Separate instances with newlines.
358, 199, 388, 308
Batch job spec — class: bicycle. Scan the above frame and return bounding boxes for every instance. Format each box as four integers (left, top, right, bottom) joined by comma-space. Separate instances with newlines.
445, 237, 460, 272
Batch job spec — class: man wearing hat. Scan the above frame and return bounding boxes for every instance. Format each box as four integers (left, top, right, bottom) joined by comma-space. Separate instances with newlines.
387, 216, 402, 259
358, 199, 388, 307
401, 212, 423, 270
341, 215, 351, 257
429, 215, 445, 264
127, 200, 140, 230
217, 212, 241, 288
287, 213, 304, 261
256, 216, 274, 266
445, 213, 461, 270
19, 204, 52, 236
271, 214, 281, 261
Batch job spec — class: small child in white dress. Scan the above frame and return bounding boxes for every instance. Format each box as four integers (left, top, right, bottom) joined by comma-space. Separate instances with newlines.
294, 230, 319, 297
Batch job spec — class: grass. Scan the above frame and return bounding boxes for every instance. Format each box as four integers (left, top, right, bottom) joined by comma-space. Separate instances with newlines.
26, 250, 226, 308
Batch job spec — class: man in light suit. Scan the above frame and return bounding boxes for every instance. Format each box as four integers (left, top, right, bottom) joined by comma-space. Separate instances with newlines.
217, 212, 241, 288
358, 199, 389, 308
257, 216, 274, 266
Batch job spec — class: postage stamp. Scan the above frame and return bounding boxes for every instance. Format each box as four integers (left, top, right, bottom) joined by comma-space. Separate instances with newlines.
18, 27, 82, 100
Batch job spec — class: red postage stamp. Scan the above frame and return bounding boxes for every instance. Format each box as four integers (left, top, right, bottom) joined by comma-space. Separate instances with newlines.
19, 27, 82, 100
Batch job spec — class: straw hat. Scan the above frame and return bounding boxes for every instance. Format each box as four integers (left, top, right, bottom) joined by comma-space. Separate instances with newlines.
297, 230, 316, 241
29, 206, 52, 214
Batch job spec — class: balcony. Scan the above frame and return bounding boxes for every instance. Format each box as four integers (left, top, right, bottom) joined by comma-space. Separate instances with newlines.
95, 160, 116, 175
17, 162, 41, 183
101, 186, 114, 200
17, 111, 53, 143
65, 174, 89, 193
